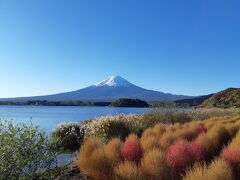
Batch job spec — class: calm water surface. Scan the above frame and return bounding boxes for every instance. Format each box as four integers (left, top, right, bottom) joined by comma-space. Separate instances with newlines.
0, 105, 152, 132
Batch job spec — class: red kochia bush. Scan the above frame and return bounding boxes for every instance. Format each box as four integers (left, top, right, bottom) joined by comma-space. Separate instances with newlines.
221, 148, 240, 178
167, 141, 205, 173
197, 124, 208, 133
189, 142, 205, 161
120, 139, 143, 164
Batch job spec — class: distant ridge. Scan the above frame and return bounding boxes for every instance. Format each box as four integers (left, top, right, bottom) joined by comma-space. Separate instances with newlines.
174, 87, 240, 108
201, 88, 240, 108
175, 94, 213, 106
0, 75, 192, 102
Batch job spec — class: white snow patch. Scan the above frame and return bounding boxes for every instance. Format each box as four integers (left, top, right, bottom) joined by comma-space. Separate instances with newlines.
93, 75, 132, 87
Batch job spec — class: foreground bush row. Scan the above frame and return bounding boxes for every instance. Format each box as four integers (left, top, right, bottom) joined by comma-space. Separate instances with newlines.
50, 108, 237, 153
81, 108, 236, 141
78, 115, 240, 180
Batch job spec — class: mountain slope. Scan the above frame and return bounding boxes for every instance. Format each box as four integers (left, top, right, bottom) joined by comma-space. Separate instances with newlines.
0, 75, 192, 102
175, 94, 214, 106
201, 88, 240, 108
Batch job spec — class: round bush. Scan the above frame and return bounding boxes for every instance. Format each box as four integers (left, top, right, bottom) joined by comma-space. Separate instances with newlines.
167, 141, 194, 172
167, 141, 205, 173
97, 120, 130, 140
120, 139, 143, 164
51, 122, 84, 153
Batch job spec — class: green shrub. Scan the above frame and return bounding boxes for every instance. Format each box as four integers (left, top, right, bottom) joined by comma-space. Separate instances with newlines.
101, 121, 130, 140
0, 120, 57, 179
51, 122, 84, 153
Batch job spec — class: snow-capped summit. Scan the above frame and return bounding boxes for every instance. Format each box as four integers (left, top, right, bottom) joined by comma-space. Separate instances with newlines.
94, 75, 132, 87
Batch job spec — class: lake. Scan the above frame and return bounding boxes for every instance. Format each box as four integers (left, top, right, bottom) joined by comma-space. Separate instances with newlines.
0, 105, 152, 132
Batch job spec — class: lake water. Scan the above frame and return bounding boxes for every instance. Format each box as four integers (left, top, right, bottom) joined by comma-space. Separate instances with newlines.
0, 105, 190, 164
0, 105, 152, 132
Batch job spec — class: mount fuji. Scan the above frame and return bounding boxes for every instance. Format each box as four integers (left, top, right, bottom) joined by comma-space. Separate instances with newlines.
0, 75, 191, 102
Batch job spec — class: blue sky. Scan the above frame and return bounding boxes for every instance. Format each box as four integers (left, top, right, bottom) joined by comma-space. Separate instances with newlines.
0, 0, 239, 97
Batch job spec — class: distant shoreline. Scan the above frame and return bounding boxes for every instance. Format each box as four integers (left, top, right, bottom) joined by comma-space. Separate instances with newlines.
0, 99, 158, 108
0, 99, 195, 108
0, 103, 152, 108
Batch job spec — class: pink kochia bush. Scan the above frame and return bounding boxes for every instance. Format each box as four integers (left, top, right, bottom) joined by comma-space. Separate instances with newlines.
189, 142, 205, 161
221, 148, 240, 178
120, 139, 143, 164
167, 141, 205, 173
197, 124, 208, 133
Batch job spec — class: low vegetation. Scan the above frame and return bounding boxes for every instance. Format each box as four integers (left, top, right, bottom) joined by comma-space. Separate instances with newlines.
109, 98, 149, 107
82, 108, 236, 140
0, 120, 58, 179
51, 121, 85, 153
78, 115, 240, 180
201, 88, 240, 108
